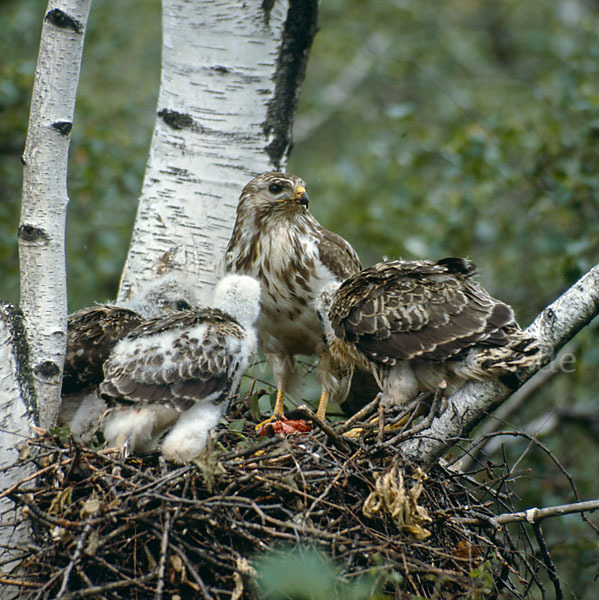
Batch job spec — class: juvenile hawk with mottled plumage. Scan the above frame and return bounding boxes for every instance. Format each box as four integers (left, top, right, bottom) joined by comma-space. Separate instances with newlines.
59, 274, 199, 440
317, 257, 539, 407
100, 275, 261, 463
225, 172, 365, 422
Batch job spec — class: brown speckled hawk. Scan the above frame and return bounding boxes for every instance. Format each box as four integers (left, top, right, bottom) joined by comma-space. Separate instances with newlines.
225, 172, 363, 422
317, 257, 539, 407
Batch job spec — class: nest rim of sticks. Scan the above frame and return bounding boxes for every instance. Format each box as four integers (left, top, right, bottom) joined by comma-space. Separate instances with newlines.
3, 396, 539, 600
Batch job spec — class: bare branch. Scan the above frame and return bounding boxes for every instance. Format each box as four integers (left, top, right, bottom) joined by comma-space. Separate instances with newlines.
458, 344, 570, 470
532, 522, 563, 600
399, 263, 599, 465
494, 499, 599, 525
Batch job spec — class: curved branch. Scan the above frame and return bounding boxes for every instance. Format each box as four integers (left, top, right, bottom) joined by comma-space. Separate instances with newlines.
399, 263, 599, 465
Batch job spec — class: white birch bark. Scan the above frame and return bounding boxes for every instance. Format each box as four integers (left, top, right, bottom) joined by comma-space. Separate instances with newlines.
0, 304, 37, 582
399, 263, 599, 465
18, 0, 92, 429
117, 0, 319, 304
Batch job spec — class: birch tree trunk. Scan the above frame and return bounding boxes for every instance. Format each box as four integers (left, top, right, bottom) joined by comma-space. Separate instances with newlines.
399, 263, 599, 466
117, 0, 319, 304
0, 305, 37, 578
1, 1, 91, 577
18, 0, 92, 429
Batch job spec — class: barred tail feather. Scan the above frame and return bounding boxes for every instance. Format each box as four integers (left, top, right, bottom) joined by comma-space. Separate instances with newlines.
475, 331, 539, 373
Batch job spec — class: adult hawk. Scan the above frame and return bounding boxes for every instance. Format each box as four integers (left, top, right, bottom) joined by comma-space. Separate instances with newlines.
225, 172, 363, 423
60, 274, 199, 440
100, 275, 261, 463
317, 257, 538, 407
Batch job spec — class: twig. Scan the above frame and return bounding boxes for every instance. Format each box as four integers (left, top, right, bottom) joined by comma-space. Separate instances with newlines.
55, 522, 93, 598
219, 437, 283, 460
377, 400, 385, 443
0, 575, 41, 588
168, 543, 211, 599
0, 459, 71, 500
296, 404, 352, 452
381, 382, 445, 447
303, 448, 362, 521
532, 522, 563, 600
459, 360, 563, 470
154, 511, 171, 600
338, 394, 380, 432
59, 573, 155, 599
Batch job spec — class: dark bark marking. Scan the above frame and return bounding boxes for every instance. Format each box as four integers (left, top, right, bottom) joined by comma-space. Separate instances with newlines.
263, 0, 319, 169
45, 8, 83, 34
18, 225, 49, 243
261, 0, 276, 24
36, 360, 61, 379
52, 121, 73, 136
158, 109, 194, 130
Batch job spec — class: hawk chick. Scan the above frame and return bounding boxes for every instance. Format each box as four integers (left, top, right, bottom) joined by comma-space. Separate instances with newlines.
60, 274, 200, 440
100, 275, 260, 463
317, 258, 539, 408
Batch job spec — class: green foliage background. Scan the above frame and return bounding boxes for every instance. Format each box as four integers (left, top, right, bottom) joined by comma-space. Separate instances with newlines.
1, 0, 597, 597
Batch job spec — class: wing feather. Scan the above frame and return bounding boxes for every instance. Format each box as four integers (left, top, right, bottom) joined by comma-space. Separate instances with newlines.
100, 309, 246, 411
317, 227, 362, 280
330, 259, 516, 364
62, 305, 144, 394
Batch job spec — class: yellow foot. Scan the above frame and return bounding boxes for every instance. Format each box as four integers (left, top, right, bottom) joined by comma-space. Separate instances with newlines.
254, 414, 278, 433
254, 388, 287, 432
315, 390, 329, 422
387, 399, 430, 431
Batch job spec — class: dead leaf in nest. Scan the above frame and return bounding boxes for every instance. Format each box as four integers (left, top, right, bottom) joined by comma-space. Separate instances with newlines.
169, 554, 186, 585
231, 556, 256, 600
363, 464, 432, 540
49, 487, 73, 515
80, 497, 102, 518
231, 572, 244, 600
454, 539, 484, 561
84, 530, 100, 556
50, 525, 71, 544
17, 440, 32, 461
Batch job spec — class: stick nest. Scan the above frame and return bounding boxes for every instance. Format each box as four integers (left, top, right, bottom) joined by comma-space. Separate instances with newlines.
3, 400, 536, 599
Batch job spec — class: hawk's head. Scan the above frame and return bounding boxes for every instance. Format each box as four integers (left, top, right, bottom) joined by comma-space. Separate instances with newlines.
239, 172, 309, 216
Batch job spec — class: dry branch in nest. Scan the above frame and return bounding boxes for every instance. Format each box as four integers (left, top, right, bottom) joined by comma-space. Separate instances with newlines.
1, 398, 556, 599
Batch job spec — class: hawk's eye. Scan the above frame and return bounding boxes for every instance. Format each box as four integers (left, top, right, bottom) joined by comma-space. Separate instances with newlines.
176, 300, 191, 311
268, 184, 282, 194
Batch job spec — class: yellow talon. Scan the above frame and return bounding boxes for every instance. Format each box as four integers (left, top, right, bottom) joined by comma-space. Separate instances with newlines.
254, 389, 285, 432
316, 391, 329, 421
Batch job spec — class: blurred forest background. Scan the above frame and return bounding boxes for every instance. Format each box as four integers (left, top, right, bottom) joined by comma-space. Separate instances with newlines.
1, 0, 597, 597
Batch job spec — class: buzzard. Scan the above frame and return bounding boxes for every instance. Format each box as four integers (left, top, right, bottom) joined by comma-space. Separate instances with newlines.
100, 275, 261, 463
60, 274, 199, 440
225, 172, 363, 423
317, 257, 539, 408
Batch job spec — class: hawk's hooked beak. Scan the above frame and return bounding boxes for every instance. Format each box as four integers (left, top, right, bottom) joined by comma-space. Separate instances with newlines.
292, 185, 309, 207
